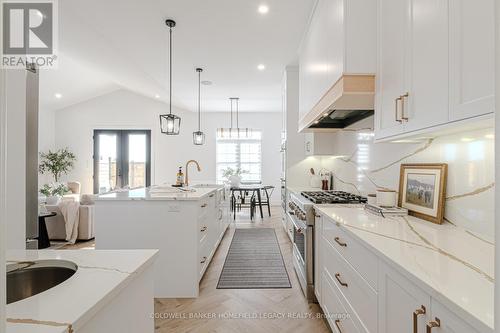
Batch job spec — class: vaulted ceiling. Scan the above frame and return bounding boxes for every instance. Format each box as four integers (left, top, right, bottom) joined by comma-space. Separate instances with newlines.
40, 0, 315, 112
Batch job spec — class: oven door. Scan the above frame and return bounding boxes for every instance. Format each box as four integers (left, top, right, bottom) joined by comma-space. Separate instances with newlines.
291, 216, 307, 266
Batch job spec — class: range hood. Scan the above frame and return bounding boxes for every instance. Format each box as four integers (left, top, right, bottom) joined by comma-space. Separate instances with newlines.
299, 74, 375, 132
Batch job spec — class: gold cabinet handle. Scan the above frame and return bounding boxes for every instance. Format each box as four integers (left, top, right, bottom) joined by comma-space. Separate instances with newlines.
413, 305, 426, 333
201, 203, 207, 208
334, 320, 344, 333
401, 92, 409, 121
335, 273, 348, 287
200, 226, 207, 232
218, 209, 223, 220
395, 96, 403, 123
209, 193, 215, 198
334, 237, 347, 247
200, 256, 207, 264
426, 318, 440, 333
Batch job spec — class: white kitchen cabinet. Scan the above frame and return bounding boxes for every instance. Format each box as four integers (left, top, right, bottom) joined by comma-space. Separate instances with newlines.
299, 0, 376, 120
404, 0, 449, 132
374, 0, 407, 138
304, 132, 341, 156
375, 0, 494, 141
378, 262, 431, 333
314, 213, 322, 303
429, 300, 480, 333
376, 0, 448, 138
316, 212, 492, 333
449, 0, 495, 121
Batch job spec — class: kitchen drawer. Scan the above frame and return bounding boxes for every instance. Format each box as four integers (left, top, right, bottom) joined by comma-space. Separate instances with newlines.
198, 218, 209, 244
322, 217, 378, 290
323, 239, 377, 332
321, 271, 364, 333
198, 194, 216, 217
198, 237, 210, 280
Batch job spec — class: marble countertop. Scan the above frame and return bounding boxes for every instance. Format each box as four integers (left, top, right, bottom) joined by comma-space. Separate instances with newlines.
94, 186, 220, 201
314, 205, 494, 332
6, 249, 158, 333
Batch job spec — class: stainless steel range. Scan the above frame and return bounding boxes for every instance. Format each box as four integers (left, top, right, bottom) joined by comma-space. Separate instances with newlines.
288, 190, 367, 302
301, 190, 368, 204
287, 192, 316, 302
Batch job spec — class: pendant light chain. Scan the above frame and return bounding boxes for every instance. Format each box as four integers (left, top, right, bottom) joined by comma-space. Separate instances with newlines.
169, 25, 173, 115
197, 69, 201, 131
236, 97, 239, 129
230, 98, 234, 129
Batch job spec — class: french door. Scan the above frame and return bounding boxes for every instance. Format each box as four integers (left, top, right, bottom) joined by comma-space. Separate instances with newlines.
93, 130, 151, 194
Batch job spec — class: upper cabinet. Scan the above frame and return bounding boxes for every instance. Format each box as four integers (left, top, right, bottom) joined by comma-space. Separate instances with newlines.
449, 0, 495, 121
298, 0, 377, 130
375, 0, 495, 141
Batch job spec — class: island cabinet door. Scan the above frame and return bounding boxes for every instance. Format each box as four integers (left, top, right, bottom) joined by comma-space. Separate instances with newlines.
428, 300, 480, 333
378, 262, 430, 333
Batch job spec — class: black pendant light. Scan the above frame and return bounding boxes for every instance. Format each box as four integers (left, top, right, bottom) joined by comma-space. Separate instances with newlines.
193, 68, 205, 145
160, 19, 181, 135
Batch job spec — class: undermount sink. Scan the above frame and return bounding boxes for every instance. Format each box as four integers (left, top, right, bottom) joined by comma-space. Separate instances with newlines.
7, 259, 78, 304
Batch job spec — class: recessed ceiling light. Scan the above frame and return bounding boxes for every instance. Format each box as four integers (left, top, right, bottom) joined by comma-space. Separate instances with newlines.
201, 80, 213, 86
54, 93, 62, 99
155, 94, 160, 99
257, 64, 266, 71
258, 4, 269, 14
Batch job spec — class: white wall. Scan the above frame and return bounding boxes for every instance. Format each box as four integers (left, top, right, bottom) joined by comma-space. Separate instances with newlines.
302, 129, 495, 240
53, 89, 283, 202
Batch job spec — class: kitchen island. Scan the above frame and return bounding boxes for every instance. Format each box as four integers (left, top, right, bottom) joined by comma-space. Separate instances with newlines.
94, 186, 231, 298
6, 249, 157, 333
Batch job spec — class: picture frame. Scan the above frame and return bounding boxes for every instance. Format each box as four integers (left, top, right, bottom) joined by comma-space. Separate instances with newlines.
398, 163, 448, 224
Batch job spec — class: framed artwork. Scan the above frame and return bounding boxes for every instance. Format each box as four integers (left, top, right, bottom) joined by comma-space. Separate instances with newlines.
398, 163, 448, 224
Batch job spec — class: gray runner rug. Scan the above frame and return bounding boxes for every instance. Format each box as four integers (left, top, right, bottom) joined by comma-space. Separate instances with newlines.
217, 228, 292, 289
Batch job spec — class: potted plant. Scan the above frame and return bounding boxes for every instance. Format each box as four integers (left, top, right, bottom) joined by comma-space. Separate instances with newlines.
40, 183, 70, 205
39, 148, 76, 203
222, 167, 248, 187
39, 148, 76, 182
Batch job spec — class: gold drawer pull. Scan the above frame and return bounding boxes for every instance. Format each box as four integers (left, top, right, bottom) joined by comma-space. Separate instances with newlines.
426, 318, 440, 333
334, 237, 347, 247
334, 320, 344, 333
200, 226, 207, 232
200, 256, 207, 264
201, 203, 207, 208
395, 96, 403, 123
209, 193, 215, 198
413, 305, 426, 333
335, 273, 348, 287
400, 92, 409, 121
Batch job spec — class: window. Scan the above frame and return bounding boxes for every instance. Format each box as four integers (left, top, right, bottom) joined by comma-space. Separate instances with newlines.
93, 130, 151, 193
216, 130, 262, 184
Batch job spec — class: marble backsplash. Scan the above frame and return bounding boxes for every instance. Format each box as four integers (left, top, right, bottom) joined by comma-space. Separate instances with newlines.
309, 128, 495, 241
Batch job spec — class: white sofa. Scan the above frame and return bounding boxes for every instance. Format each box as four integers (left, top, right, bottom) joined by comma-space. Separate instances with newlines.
45, 204, 95, 241
44, 181, 95, 241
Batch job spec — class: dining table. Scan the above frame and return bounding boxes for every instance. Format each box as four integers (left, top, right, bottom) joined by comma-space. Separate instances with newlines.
230, 184, 267, 219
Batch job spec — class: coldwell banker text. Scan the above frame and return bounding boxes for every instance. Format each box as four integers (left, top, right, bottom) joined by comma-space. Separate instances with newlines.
1, 0, 58, 68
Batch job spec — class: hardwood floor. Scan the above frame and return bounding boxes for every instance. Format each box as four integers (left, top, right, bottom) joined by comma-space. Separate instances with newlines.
62, 206, 330, 333
154, 207, 330, 333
